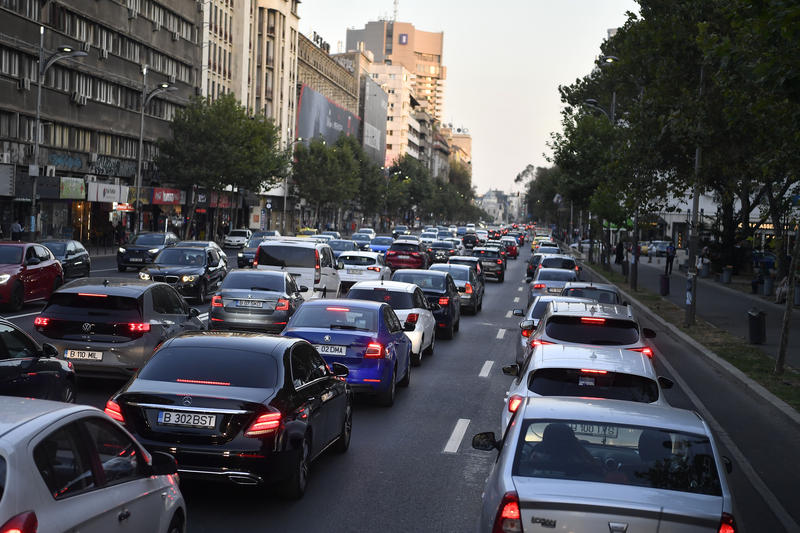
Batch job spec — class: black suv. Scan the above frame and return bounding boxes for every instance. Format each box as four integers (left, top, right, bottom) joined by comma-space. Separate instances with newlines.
140, 246, 227, 303
117, 232, 179, 271
473, 247, 506, 282
462, 233, 479, 250
391, 269, 460, 339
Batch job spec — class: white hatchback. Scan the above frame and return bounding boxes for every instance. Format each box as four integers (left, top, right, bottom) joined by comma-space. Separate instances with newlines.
223, 228, 252, 248
0, 397, 185, 533
338, 252, 391, 292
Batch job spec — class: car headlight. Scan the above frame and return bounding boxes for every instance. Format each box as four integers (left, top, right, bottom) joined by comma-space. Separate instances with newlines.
148, 248, 160, 254
119, 247, 126, 253
139, 272, 151, 280
0, 274, 10, 284
237, 252, 244, 257
181, 275, 197, 283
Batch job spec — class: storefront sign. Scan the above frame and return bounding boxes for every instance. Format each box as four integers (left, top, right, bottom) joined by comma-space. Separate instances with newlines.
37, 176, 61, 199
87, 182, 128, 203
152, 187, 182, 205
113, 202, 135, 212
0, 165, 15, 197
59, 177, 86, 199
210, 192, 231, 208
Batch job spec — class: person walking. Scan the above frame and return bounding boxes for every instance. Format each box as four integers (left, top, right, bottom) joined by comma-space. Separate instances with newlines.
10, 220, 22, 241
615, 241, 624, 264
665, 241, 676, 275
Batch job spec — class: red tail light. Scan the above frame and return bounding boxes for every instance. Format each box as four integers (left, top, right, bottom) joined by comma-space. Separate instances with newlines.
176, 378, 231, 386
521, 328, 533, 338
386, 250, 397, 256
507, 395, 523, 413
0, 511, 37, 533
580, 368, 608, 374
449, 249, 455, 253
77, 292, 107, 297
365, 342, 384, 358
530, 339, 555, 348
496, 259, 503, 265
128, 322, 151, 332
718, 513, 736, 533
575, 265, 580, 271
629, 346, 654, 358
211, 295, 223, 307
253, 251, 259, 267
533, 283, 546, 289
33, 316, 49, 327
492, 491, 521, 533
367, 266, 381, 272
327, 306, 350, 312
405, 313, 419, 324
465, 283, 473, 294
438, 297, 450, 306
314, 249, 321, 283
275, 298, 289, 311
104, 400, 124, 423
581, 317, 606, 324
245, 411, 282, 437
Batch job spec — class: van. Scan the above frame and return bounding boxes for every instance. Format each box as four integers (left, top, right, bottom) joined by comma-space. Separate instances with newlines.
254, 240, 342, 299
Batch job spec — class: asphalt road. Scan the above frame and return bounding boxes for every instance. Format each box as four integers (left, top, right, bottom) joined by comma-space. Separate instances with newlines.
2, 246, 797, 532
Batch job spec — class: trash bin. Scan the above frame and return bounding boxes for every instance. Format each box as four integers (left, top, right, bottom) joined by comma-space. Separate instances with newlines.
660, 274, 670, 296
763, 277, 774, 297
747, 308, 766, 344
721, 266, 733, 284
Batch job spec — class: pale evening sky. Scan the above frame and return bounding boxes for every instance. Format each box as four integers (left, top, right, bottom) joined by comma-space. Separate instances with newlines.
297, 0, 638, 195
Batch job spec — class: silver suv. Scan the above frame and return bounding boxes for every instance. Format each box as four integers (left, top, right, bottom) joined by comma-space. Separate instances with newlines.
254, 238, 342, 299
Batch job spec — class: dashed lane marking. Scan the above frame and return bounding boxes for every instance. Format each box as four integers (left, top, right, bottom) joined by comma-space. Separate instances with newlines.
513, 297, 520, 303
496, 329, 506, 339
443, 418, 471, 454
479, 360, 493, 377
517, 286, 523, 292
505, 310, 512, 318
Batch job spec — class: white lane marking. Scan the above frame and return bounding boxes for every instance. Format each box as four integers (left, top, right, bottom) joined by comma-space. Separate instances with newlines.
479, 360, 493, 377
505, 310, 512, 318
3, 311, 43, 320
656, 350, 800, 532
517, 286, 523, 292
443, 418, 471, 454
513, 297, 520, 303
496, 328, 506, 339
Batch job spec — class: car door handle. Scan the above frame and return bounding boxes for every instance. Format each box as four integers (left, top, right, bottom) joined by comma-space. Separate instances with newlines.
118, 509, 131, 522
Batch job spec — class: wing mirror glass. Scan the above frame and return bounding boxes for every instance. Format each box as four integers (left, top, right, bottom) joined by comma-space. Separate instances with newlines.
643, 327, 657, 339
519, 319, 535, 331
722, 455, 733, 474
525, 276, 533, 283
26, 257, 41, 266
331, 362, 349, 377
336, 260, 345, 270
403, 321, 416, 332
657, 376, 674, 389
429, 302, 441, 311
189, 308, 200, 318
299, 285, 309, 293
150, 451, 178, 476
512, 309, 525, 317
457, 285, 466, 293
41, 342, 59, 358
471, 431, 500, 451
502, 364, 519, 377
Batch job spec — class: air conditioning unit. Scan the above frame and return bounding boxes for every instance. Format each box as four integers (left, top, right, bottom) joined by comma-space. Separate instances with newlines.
0, 153, 10, 164
17, 77, 30, 91
152, 21, 160, 32
70, 91, 82, 104
81, 41, 91, 52
171, 31, 179, 41
168, 74, 176, 84
45, 165, 56, 177
128, 8, 137, 19
99, 48, 108, 59
89, 152, 98, 163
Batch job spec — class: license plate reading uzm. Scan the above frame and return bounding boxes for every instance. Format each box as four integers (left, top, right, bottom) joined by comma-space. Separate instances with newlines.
158, 411, 216, 428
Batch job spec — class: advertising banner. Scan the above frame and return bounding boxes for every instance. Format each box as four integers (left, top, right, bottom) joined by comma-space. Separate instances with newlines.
87, 182, 125, 203
210, 192, 231, 208
360, 77, 388, 165
296, 84, 361, 146
152, 187, 182, 205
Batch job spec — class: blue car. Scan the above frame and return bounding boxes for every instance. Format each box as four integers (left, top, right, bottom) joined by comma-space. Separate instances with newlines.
282, 299, 412, 406
370, 235, 394, 255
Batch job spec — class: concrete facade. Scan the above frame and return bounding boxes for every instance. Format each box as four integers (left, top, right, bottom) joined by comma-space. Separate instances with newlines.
297, 32, 358, 116
368, 63, 418, 167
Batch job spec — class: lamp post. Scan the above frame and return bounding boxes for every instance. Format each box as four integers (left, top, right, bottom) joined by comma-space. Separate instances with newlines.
32, 27, 87, 239
685, 64, 705, 327
135, 66, 176, 233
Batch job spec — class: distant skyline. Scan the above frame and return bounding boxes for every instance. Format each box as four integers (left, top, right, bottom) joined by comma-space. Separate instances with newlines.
297, 0, 638, 194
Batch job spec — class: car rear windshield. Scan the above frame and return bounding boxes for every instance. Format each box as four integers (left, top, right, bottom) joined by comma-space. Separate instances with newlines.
463, 235, 478, 242
43, 242, 67, 256
545, 316, 639, 345
529, 368, 659, 403
155, 248, 205, 265
431, 241, 453, 249
431, 266, 468, 281
257, 245, 315, 268
562, 287, 620, 304
536, 270, 577, 282
340, 255, 376, 266
329, 240, 356, 251
390, 243, 420, 252
0, 247, 22, 265
475, 250, 499, 259
348, 288, 413, 309
130, 234, 165, 245
371, 237, 393, 246
221, 272, 284, 292
351, 234, 370, 242
139, 346, 278, 388
537, 247, 560, 255
541, 257, 576, 269
513, 420, 721, 496
230, 230, 248, 237
392, 272, 446, 291
246, 237, 265, 247
45, 293, 142, 320
290, 305, 377, 331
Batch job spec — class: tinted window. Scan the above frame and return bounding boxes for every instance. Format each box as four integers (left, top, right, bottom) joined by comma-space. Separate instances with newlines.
139, 346, 279, 388
46, 293, 141, 321
222, 271, 285, 292
390, 242, 420, 252
0, 247, 22, 264
430, 241, 453, 249
430, 266, 468, 280
329, 240, 357, 251
155, 248, 205, 266
351, 234, 371, 242
152, 286, 186, 315
562, 287, 620, 304
130, 234, 166, 245
230, 230, 249, 237
529, 299, 551, 320
372, 237, 394, 245
290, 305, 377, 331
392, 272, 446, 291
475, 250, 499, 259
513, 420, 721, 496
43, 242, 67, 256
541, 257, 576, 270
545, 316, 639, 345
246, 237, 265, 247
0, 323, 39, 358
290, 346, 314, 388
257, 245, 315, 268
34, 424, 95, 499
348, 288, 414, 309
340, 255, 377, 266
536, 270, 577, 282
84, 418, 142, 486
529, 368, 659, 402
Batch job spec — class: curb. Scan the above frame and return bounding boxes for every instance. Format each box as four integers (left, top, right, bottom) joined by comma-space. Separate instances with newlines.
583, 263, 800, 427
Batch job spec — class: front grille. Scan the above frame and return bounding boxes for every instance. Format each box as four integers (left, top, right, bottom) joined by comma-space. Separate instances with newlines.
152, 275, 166, 282
166, 276, 179, 284
152, 275, 179, 284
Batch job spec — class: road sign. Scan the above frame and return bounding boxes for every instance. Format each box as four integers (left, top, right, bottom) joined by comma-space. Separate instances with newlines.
266, 202, 272, 209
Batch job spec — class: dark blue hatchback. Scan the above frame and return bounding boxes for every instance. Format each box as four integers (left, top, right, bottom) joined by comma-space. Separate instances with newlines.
282, 299, 412, 406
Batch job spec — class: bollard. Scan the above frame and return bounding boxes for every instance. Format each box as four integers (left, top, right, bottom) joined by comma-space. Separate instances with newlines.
747, 307, 766, 344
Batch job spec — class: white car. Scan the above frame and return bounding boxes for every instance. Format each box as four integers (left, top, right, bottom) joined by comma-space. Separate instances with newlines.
254, 239, 342, 299
475, 230, 489, 243
223, 228, 252, 248
445, 237, 464, 255
0, 397, 185, 533
338, 251, 391, 292
346, 280, 436, 365
420, 232, 438, 245
357, 228, 376, 239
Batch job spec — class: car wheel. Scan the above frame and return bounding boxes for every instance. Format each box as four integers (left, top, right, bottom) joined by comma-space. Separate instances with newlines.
167, 513, 184, 533
454, 317, 460, 332
333, 401, 352, 453
197, 281, 207, 304
58, 379, 76, 403
84, 264, 91, 277
398, 355, 411, 387
52, 276, 62, 295
9, 282, 23, 312
117, 265, 126, 272
377, 366, 396, 407
282, 436, 310, 499
411, 345, 422, 366
423, 334, 435, 356
498, 273, 505, 283
477, 296, 483, 311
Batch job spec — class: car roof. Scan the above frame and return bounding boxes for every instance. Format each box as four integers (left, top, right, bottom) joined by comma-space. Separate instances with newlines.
57, 277, 153, 296
450, 255, 478, 261
430, 263, 471, 273
167, 246, 211, 252
536, 267, 577, 276
545, 301, 634, 319
529, 344, 655, 378
227, 269, 286, 278
393, 269, 448, 278
350, 280, 417, 293
539, 253, 574, 260
0, 242, 26, 248
519, 397, 705, 435
0, 397, 91, 439
563, 281, 619, 292
167, 331, 298, 356
38, 239, 74, 243
339, 251, 382, 258
259, 239, 321, 248
300, 298, 386, 310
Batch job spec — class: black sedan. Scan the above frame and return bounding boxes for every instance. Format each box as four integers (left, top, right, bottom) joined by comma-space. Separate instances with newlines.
117, 232, 180, 271
140, 246, 226, 303
209, 270, 307, 333
40, 239, 91, 278
237, 236, 269, 268
391, 269, 460, 339
0, 317, 75, 402
108, 332, 352, 498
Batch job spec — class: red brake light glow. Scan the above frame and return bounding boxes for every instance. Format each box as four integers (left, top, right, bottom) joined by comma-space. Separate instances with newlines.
0, 511, 38, 533
78, 293, 107, 297
104, 400, 124, 423
508, 395, 523, 413
581, 317, 606, 324
275, 298, 289, 311
530, 339, 555, 347
439, 297, 450, 306
580, 368, 608, 374
496, 259, 503, 265
128, 322, 151, 332
367, 266, 381, 272
326, 306, 350, 312
533, 283, 546, 289
176, 378, 231, 386
493, 491, 521, 533
464, 282, 473, 294
630, 347, 654, 358
211, 295, 223, 307
365, 342, 384, 358
245, 412, 282, 437
521, 329, 533, 338
33, 316, 49, 327
718, 513, 736, 533
405, 313, 419, 324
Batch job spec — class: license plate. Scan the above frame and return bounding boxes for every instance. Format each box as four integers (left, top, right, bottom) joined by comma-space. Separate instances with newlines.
157, 411, 216, 428
65, 349, 103, 361
398, 254, 410, 259
346, 269, 362, 275
129, 257, 143, 262
314, 344, 347, 356
548, 288, 561, 293
568, 423, 619, 439
237, 300, 262, 308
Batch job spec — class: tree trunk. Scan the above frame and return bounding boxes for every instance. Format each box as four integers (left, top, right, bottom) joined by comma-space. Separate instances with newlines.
765, 183, 787, 278
719, 193, 736, 269
775, 223, 800, 375
183, 186, 198, 240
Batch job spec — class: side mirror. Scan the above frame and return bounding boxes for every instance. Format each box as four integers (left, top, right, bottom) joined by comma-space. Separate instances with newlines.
457, 285, 466, 293
622, 300, 630, 307
519, 319, 535, 332
403, 321, 416, 332
26, 257, 41, 266
41, 343, 59, 358
299, 285, 309, 293
471, 431, 500, 451
643, 327, 657, 339
336, 260, 345, 270
189, 308, 200, 317
429, 302, 441, 311
512, 309, 525, 317
331, 362, 349, 378
501, 364, 519, 377
722, 456, 733, 474
658, 376, 674, 390
525, 276, 533, 283
149, 451, 178, 476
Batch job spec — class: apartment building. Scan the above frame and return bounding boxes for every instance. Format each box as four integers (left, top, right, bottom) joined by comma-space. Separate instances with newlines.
368, 62, 418, 167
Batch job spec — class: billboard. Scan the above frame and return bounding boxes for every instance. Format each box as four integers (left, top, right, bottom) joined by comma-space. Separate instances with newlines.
360, 76, 388, 165
295, 85, 360, 146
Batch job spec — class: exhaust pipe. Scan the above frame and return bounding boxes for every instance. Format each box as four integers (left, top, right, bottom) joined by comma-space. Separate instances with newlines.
228, 474, 261, 485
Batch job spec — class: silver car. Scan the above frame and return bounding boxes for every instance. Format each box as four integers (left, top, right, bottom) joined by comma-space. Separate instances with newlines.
561, 281, 625, 305
473, 397, 735, 533
512, 295, 593, 366
527, 267, 579, 307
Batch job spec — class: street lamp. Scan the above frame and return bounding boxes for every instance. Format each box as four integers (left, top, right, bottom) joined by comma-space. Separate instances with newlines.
135, 66, 176, 232
32, 27, 87, 238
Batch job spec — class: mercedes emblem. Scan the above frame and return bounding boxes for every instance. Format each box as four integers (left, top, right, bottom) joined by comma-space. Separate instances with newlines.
182, 396, 192, 406
81, 322, 93, 333
323, 335, 331, 342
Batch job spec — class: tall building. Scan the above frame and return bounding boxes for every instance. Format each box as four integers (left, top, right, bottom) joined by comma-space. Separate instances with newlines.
346, 20, 446, 122
0, 0, 201, 241
201, 0, 236, 100
368, 63, 418, 167
297, 32, 358, 116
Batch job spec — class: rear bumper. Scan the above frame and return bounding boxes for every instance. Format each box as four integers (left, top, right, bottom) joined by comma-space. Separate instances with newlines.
41, 337, 155, 378
386, 259, 426, 270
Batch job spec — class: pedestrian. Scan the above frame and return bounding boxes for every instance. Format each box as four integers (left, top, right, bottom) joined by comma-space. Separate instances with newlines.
665, 241, 676, 275
615, 241, 624, 264
10, 220, 22, 241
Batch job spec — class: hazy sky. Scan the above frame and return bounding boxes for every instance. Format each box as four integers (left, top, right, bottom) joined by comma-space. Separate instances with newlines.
298, 0, 638, 194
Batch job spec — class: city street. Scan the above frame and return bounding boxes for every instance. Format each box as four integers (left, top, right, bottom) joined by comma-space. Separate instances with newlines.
2, 246, 797, 532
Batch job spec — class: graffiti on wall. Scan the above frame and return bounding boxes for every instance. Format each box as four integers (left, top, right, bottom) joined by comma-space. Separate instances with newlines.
91, 156, 136, 178
48, 152, 83, 171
